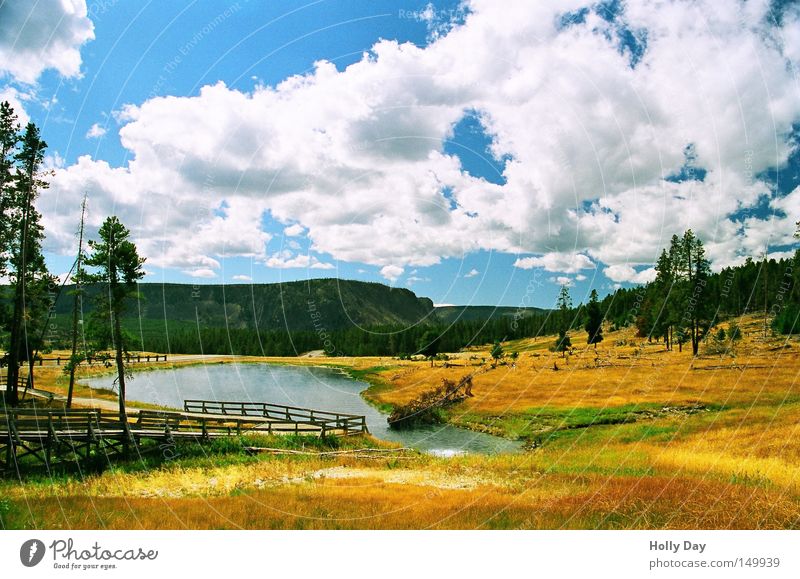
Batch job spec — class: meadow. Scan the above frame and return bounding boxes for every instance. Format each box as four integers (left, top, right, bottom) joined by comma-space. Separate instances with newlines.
1, 314, 798, 529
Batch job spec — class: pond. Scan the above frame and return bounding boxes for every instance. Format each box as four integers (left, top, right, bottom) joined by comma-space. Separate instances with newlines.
81, 363, 522, 456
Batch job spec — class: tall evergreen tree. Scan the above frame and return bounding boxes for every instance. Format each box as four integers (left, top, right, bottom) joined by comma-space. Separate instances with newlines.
554, 284, 573, 353
0, 101, 20, 278
680, 229, 712, 355
417, 329, 441, 367
81, 216, 146, 423
4, 122, 52, 405
584, 289, 604, 348
651, 247, 675, 348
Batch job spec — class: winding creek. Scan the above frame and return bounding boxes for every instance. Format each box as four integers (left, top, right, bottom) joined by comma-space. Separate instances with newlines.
81, 363, 522, 456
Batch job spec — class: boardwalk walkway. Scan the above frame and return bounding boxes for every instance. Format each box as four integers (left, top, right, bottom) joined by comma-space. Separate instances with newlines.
1, 397, 368, 473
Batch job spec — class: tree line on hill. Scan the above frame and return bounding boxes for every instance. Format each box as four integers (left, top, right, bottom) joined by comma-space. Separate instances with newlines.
134, 229, 800, 359
601, 232, 800, 349
131, 307, 568, 358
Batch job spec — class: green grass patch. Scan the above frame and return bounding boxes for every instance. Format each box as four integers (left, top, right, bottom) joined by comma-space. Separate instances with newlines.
452, 403, 720, 443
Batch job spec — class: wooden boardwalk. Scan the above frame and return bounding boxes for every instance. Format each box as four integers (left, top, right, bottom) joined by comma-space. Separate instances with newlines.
1, 400, 368, 473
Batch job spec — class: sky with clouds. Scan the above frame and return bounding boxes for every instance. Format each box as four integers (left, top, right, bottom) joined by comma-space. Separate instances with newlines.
1, 0, 799, 307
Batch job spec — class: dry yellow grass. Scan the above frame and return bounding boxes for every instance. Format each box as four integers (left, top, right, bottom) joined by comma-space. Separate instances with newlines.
7, 472, 799, 529
366, 316, 800, 413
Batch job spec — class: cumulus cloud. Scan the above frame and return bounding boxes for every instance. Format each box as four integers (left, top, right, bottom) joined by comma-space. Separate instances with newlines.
184, 268, 217, 279
85, 123, 106, 139
463, 268, 480, 278
37, 0, 800, 284
380, 265, 404, 282
0, 0, 94, 84
232, 274, 252, 281
283, 223, 305, 237
603, 264, 657, 284
264, 251, 334, 270
514, 253, 595, 273
406, 275, 429, 286
551, 276, 574, 287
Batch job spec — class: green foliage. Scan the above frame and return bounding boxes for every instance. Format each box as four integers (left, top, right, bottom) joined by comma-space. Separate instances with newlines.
728, 321, 742, 341
584, 289, 604, 346
554, 330, 572, 352
772, 303, 800, 334
434, 305, 546, 324
633, 230, 712, 354
553, 284, 574, 353
705, 327, 734, 357
490, 340, 504, 361
0, 101, 20, 279
1, 109, 54, 404
416, 329, 441, 365
80, 216, 145, 418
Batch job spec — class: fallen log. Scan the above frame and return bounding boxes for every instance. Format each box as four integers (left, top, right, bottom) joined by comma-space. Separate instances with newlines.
388, 374, 475, 429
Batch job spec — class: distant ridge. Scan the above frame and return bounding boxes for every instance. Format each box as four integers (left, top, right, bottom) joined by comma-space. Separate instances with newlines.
51, 279, 437, 332
434, 304, 548, 324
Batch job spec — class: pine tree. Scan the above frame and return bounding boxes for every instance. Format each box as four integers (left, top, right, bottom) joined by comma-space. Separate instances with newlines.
681, 229, 712, 355
417, 329, 441, 367
490, 340, 504, 365
0, 101, 20, 278
81, 216, 146, 423
651, 247, 675, 348
554, 285, 573, 353
584, 289, 604, 348
4, 122, 53, 405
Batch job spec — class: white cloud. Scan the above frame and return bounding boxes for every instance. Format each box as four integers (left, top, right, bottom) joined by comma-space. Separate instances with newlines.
551, 276, 574, 287
184, 268, 217, 279
264, 250, 334, 270
232, 274, 252, 281
603, 265, 657, 284
575, 274, 587, 282
380, 265, 404, 282
0, 0, 95, 84
36, 0, 800, 284
514, 252, 595, 273
283, 223, 305, 237
86, 123, 106, 139
406, 275, 430, 286
463, 268, 480, 278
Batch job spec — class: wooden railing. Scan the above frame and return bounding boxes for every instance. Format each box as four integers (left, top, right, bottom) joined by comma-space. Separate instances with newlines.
183, 399, 368, 436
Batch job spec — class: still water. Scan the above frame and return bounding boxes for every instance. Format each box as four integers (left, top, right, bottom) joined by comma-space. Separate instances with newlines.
81, 363, 521, 455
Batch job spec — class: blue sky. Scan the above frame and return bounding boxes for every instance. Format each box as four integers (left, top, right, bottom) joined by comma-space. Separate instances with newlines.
2, 0, 799, 308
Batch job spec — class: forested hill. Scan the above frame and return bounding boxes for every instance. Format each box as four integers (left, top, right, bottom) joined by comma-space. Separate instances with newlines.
52, 279, 437, 332
435, 305, 547, 324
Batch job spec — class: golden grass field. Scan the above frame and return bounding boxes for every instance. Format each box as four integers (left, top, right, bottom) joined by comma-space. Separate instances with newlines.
2, 314, 799, 529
